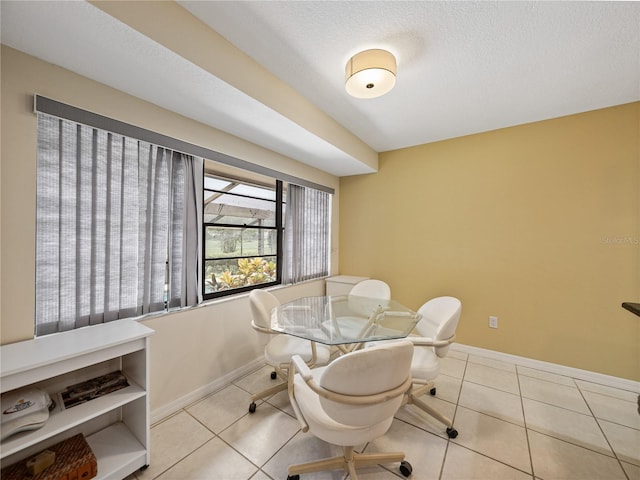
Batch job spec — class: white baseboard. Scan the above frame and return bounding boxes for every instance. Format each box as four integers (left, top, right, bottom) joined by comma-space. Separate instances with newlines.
150, 357, 265, 424
452, 343, 640, 393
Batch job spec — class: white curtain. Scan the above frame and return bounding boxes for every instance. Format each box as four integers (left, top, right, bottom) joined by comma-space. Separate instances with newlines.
283, 184, 330, 283
35, 113, 202, 335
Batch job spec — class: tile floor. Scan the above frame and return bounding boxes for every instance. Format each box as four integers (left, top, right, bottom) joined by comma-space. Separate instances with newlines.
130, 350, 640, 480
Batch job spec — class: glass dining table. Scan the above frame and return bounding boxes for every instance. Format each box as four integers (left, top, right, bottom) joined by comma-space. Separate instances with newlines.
271, 295, 422, 353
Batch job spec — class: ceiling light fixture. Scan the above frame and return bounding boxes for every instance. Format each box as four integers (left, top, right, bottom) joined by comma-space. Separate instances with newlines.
345, 49, 397, 99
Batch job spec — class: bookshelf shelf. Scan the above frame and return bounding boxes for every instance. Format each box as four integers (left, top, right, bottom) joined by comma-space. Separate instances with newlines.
1, 320, 154, 479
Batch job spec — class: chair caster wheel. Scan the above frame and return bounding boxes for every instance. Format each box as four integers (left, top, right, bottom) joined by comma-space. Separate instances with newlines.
430, 387, 436, 396
446, 427, 458, 438
271, 371, 277, 380
287, 475, 300, 480
249, 402, 257, 413
399, 460, 413, 477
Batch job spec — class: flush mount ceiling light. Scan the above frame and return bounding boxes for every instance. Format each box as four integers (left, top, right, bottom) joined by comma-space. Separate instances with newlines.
345, 49, 397, 99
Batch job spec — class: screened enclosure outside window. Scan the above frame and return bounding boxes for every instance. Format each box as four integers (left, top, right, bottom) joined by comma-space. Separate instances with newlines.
203, 174, 283, 298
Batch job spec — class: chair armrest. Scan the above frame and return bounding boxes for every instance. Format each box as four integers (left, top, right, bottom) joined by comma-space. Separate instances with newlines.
250, 320, 275, 335
409, 333, 456, 347
288, 355, 312, 432
291, 354, 314, 381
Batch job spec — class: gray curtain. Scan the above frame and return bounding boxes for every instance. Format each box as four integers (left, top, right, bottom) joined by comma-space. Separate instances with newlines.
168, 152, 203, 309
36, 113, 202, 336
283, 184, 330, 284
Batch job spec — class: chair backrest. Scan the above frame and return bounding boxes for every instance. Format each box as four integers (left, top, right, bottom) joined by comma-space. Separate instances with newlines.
349, 279, 391, 300
415, 296, 462, 358
318, 340, 413, 427
249, 289, 280, 346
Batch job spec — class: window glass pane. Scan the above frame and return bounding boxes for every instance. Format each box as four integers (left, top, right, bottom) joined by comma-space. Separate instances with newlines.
229, 184, 276, 200
205, 227, 277, 258
204, 193, 276, 226
204, 256, 277, 294
204, 177, 275, 201
204, 176, 234, 191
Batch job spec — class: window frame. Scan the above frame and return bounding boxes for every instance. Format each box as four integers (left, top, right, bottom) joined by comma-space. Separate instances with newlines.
202, 173, 284, 300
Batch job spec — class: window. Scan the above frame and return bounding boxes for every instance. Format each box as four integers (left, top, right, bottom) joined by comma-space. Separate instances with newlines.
203, 173, 283, 298
34, 96, 333, 335
202, 165, 332, 299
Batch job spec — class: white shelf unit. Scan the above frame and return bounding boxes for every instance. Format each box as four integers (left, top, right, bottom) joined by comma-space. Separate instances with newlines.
1, 319, 154, 480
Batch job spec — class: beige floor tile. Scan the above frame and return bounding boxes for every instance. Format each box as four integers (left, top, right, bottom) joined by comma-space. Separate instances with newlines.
338, 465, 403, 479
442, 443, 532, 480
575, 380, 639, 402
439, 356, 467, 379
622, 461, 640, 480
468, 354, 517, 372
249, 471, 272, 480
519, 375, 590, 414
447, 348, 469, 361
598, 419, 640, 466
365, 418, 448, 480
522, 398, 612, 455
516, 366, 575, 387
394, 395, 457, 438
234, 364, 287, 396
582, 390, 640, 429
265, 387, 295, 416
528, 430, 627, 480
451, 406, 531, 473
186, 384, 254, 433
136, 411, 214, 479
262, 430, 347, 480
155, 437, 258, 480
458, 381, 525, 426
219, 402, 301, 466
464, 362, 520, 394
427, 373, 463, 404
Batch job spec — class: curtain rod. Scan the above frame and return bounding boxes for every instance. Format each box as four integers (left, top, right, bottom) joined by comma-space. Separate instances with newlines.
34, 95, 334, 195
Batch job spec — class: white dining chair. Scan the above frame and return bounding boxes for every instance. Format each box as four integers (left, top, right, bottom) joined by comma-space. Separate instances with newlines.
349, 279, 391, 299
248, 289, 331, 413
286, 340, 415, 480
402, 295, 462, 438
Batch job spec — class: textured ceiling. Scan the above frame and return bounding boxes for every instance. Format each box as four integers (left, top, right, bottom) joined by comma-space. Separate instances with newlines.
2, 1, 639, 177
182, 0, 640, 152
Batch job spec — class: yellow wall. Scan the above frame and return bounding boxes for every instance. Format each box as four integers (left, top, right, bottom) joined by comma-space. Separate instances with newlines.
340, 103, 639, 381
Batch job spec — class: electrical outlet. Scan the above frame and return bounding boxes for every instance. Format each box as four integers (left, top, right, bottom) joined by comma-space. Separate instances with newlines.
489, 316, 498, 328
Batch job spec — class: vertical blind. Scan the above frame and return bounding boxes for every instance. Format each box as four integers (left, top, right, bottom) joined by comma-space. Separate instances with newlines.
283, 184, 331, 283
36, 113, 202, 336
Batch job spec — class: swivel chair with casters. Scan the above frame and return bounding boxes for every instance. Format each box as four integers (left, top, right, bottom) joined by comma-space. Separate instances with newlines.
248, 289, 331, 414
349, 279, 391, 299
286, 340, 415, 480
402, 296, 462, 438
